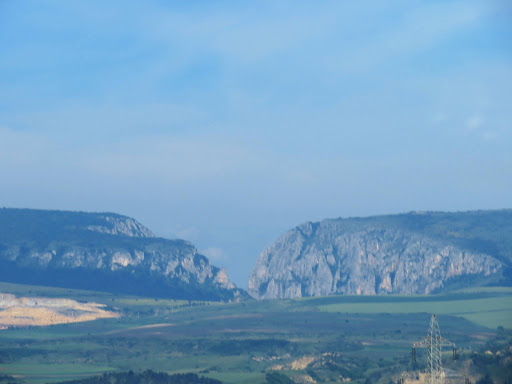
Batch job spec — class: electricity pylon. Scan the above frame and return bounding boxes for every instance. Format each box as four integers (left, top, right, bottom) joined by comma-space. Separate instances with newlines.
412, 314, 456, 384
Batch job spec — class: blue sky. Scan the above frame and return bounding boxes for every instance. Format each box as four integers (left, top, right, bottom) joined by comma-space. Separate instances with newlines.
1, 0, 511, 287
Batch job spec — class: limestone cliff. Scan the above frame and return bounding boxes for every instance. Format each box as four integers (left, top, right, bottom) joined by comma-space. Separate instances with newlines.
0, 208, 245, 301
249, 210, 512, 299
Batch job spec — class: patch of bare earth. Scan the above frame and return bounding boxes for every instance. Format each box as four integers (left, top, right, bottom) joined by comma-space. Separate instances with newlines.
0, 293, 119, 328
105, 323, 175, 335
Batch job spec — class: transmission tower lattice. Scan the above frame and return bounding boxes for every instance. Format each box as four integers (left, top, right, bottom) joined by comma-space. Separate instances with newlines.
412, 314, 456, 384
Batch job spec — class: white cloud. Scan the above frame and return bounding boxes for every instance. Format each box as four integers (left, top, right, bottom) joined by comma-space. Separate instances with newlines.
467, 116, 484, 131
9, 102, 204, 141
200, 247, 228, 262
138, 2, 341, 63
172, 226, 200, 242
432, 113, 447, 124
75, 133, 259, 183
324, 1, 487, 73
465, 117, 501, 140
482, 131, 498, 140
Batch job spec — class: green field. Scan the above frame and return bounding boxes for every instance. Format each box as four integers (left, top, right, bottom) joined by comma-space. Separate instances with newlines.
1, 283, 511, 384
316, 290, 512, 329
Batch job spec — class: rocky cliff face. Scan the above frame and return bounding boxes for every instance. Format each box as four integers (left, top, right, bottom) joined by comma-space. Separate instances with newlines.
0, 208, 244, 301
84, 215, 155, 238
249, 211, 512, 299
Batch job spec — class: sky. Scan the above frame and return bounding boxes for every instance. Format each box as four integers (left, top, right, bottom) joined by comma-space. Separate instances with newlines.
1, 0, 511, 288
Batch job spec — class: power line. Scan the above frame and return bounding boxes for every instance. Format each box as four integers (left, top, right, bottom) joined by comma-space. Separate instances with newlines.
411, 314, 457, 384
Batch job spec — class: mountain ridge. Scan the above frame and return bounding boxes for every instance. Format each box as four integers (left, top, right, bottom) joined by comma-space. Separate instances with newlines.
249, 209, 512, 299
0, 208, 246, 301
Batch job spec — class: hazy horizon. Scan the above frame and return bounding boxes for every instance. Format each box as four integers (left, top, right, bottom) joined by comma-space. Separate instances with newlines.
1, 1, 511, 287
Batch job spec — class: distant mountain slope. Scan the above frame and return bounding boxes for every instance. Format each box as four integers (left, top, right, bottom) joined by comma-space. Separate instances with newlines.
0, 208, 245, 301
249, 210, 512, 299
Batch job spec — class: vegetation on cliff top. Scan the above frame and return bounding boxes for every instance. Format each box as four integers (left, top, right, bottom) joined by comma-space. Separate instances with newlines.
0, 208, 245, 301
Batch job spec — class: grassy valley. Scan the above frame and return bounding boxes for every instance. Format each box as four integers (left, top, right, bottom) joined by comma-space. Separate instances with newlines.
0, 283, 511, 384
